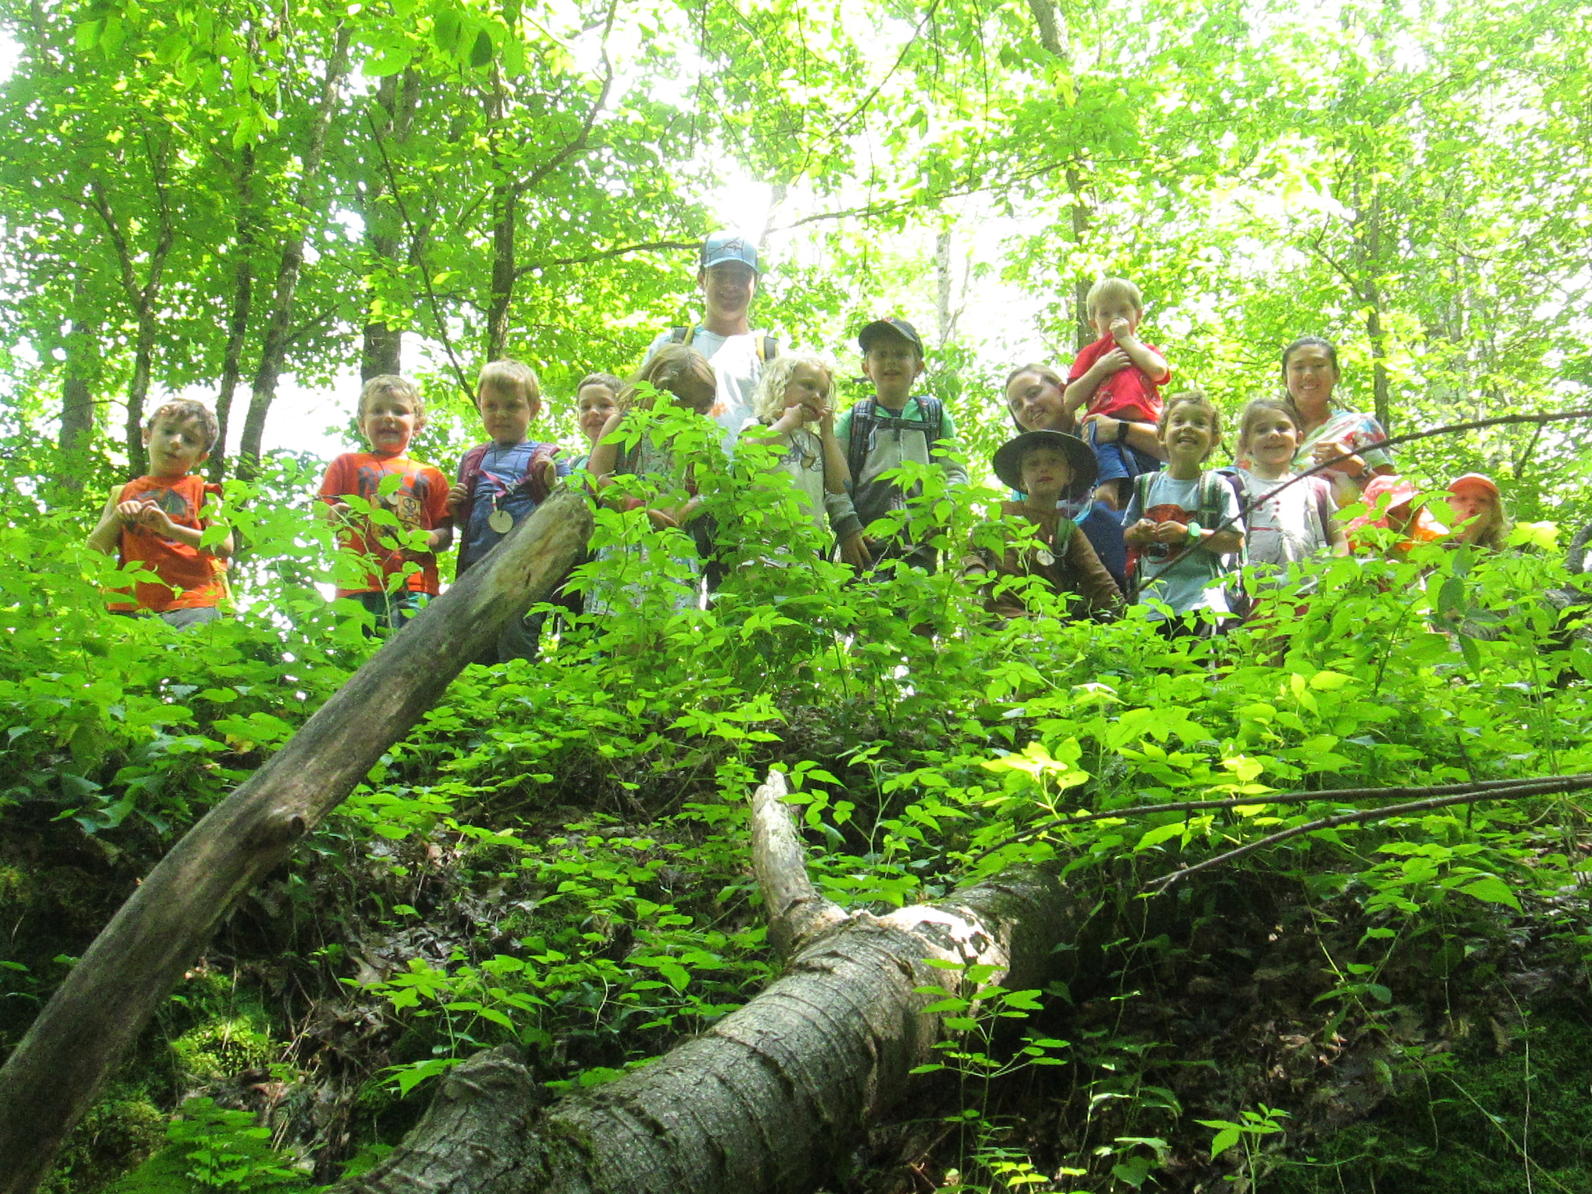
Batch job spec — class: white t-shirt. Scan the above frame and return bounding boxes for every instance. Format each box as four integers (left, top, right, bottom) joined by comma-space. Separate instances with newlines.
646, 327, 772, 449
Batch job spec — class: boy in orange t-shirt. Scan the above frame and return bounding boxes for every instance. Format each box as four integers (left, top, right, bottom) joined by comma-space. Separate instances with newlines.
87, 400, 234, 628
318, 375, 452, 631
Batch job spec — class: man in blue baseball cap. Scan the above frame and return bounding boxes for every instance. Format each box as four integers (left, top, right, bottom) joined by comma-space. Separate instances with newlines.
646, 231, 780, 448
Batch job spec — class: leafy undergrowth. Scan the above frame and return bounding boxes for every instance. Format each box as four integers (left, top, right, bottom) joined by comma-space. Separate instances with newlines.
4, 465, 1592, 1193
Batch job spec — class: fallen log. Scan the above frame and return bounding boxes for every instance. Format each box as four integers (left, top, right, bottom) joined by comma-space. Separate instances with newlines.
333, 772, 1082, 1194
0, 488, 593, 1194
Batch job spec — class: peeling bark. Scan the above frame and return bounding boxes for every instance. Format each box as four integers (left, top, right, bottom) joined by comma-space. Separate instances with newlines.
0, 491, 593, 1194
335, 779, 1080, 1194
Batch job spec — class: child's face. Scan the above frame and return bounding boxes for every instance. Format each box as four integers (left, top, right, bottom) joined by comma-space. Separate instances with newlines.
781, 363, 832, 422
1284, 344, 1339, 408
477, 382, 538, 446
669, 374, 717, 415
862, 339, 924, 404
1160, 402, 1218, 466
1005, 371, 1065, 431
1242, 410, 1300, 471
143, 414, 210, 478
359, 389, 423, 455
1090, 296, 1141, 340
577, 384, 618, 445
1448, 488, 1493, 532
1020, 446, 1074, 500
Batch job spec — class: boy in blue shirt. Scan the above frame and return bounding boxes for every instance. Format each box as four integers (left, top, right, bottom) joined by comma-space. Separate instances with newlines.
447, 359, 568, 660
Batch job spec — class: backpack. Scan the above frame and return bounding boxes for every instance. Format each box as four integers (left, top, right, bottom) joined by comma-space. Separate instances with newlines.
455, 442, 561, 522
668, 325, 779, 363
1126, 470, 1249, 616
843, 396, 948, 489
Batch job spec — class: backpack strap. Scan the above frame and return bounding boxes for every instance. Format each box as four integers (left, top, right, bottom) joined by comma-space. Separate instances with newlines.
757, 334, 778, 362
454, 443, 491, 521
668, 326, 694, 347
845, 399, 877, 487
917, 396, 946, 462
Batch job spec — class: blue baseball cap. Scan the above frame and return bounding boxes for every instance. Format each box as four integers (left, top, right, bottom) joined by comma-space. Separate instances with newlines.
701, 232, 760, 274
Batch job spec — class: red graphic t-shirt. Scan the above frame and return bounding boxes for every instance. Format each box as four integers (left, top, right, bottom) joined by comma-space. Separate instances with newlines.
110, 474, 227, 612
318, 451, 450, 597
1067, 335, 1169, 423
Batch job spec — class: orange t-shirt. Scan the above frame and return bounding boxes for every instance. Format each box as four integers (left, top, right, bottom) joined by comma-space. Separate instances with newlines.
110, 474, 227, 612
318, 451, 450, 597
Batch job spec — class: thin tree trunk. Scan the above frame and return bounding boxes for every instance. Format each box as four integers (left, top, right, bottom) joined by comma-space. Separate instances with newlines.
360, 70, 421, 380
212, 141, 258, 481
335, 773, 1080, 1194
0, 490, 593, 1194
57, 307, 99, 472
237, 25, 352, 477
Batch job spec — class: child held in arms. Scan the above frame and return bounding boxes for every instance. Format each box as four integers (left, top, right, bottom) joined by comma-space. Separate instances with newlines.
825, 318, 968, 571
963, 429, 1123, 621
1122, 390, 1244, 633
448, 359, 568, 661
318, 375, 452, 632
87, 400, 234, 628
1062, 277, 1171, 510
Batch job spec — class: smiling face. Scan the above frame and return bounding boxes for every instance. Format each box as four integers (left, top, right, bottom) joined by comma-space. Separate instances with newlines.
1005, 369, 1066, 431
1240, 407, 1301, 475
781, 362, 832, 423
1019, 445, 1074, 501
358, 388, 424, 456
477, 381, 537, 447
577, 383, 619, 446
861, 336, 924, 407
1159, 399, 1219, 469
1284, 343, 1339, 414
143, 414, 210, 478
699, 261, 756, 325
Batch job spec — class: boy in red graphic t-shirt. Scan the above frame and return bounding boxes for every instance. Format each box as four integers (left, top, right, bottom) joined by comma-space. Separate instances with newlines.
87, 400, 233, 629
318, 375, 452, 632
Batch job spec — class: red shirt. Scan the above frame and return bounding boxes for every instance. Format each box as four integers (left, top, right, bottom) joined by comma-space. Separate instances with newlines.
1067, 335, 1169, 423
110, 474, 227, 612
318, 451, 450, 597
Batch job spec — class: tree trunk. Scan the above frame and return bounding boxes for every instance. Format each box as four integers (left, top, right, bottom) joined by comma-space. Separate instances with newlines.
57, 308, 99, 472
212, 141, 258, 481
0, 489, 593, 1194
331, 775, 1082, 1194
360, 70, 421, 380
237, 25, 352, 477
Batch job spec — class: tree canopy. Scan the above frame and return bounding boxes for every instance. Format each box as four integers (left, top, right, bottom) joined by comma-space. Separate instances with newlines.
3, 0, 1592, 1192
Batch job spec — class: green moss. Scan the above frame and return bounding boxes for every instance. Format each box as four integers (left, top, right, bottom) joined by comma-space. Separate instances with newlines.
168, 1009, 277, 1079
41, 1084, 166, 1194
1272, 1002, 1592, 1193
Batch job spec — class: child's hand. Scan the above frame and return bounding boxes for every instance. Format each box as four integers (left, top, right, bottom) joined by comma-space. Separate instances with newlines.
1109, 316, 1135, 343
1126, 517, 1157, 546
771, 406, 805, 434
1091, 348, 1131, 378
445, 482, 469, 514
646, 507, 680, 530
117, 500, 174, 536
839, 532, 873, 570
537, 457, 557, 490
1150, 520, 1190, 545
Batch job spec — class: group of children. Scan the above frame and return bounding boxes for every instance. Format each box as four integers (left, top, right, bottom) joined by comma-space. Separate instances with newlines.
89, 274, 1513, 645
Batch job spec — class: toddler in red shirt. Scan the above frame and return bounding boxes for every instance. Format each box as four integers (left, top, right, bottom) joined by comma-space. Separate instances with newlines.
1062, 276, 1171, 510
